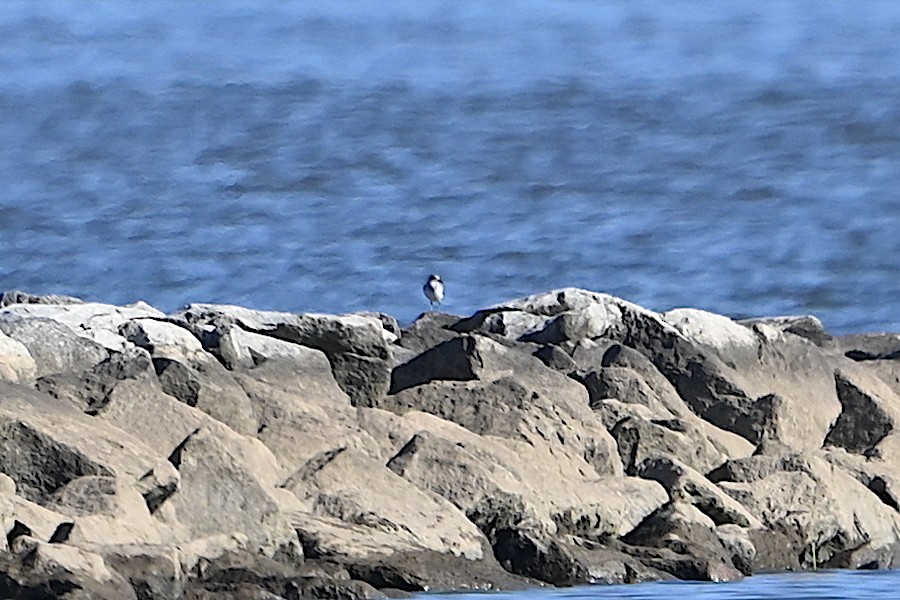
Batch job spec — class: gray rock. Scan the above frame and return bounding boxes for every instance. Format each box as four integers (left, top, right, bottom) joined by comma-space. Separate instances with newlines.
0, 317, 109, 378
379, 416, 664, 542
617, 307, 842, 453
609, 413, 734, 476
837, 332, 900, 361
234, 358, 365, 473
282, 447, 486, 559
738, 315, 831, 345
0, 382, 167, 505
388, 335, 524, 393
152, 355, 257, 436
173, 304, 393, 407
100, 543, 185, 600
396, 312, 461, 356
0, 289, 85, 306
166, 425, 302, 562
715, 453, 900, 570
46, 475, 166, 546
824, 366, 900, 456
0, 300, 165, 351
636, 457, 762, 529
35, 346, 156, 414
621, 502, 744, 581
3, 535, 138, 600
0, 330, 37, 383
453, 288, 649, 344
118, 317, 258, 435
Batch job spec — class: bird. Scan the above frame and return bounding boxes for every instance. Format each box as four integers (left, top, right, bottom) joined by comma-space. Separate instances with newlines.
423, 274, 444, 309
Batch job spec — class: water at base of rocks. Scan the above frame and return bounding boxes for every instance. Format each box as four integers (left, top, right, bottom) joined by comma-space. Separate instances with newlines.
430, 570, 900, 600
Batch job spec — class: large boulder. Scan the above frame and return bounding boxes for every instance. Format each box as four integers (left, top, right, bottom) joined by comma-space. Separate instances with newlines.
172, 304, 394, 407
121, 318, 257, 435
0, 382, 169, 506
619, 502, 745, 582
636, 457, 762, 529
623, 307, 842, 452
369, 411, 666, 543
45, 476, 166, 547
34, 346, 157, 414
164, 425, 302, 561
0, 317, 109, 378
283, 447, 486, 559
2, 535, 137, 600
232, 357, 368, 471
711, 452, 900, 570
0, 299, 164, 351
385, 334, 621, 478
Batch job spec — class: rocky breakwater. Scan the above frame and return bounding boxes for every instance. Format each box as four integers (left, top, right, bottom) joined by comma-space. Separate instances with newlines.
0, 288, 898, 599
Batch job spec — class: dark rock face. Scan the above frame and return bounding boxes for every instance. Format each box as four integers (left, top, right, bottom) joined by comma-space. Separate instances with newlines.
0, 287, 898, 597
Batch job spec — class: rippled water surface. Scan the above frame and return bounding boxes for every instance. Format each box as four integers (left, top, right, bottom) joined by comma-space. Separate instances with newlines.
1, 1, 898, 332
433, 570, 900, 600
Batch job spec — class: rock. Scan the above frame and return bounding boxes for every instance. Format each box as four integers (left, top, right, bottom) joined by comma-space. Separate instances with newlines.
0, 329, 37, 383
822, 447, 900, 514
837, 332, 900, 360
282, 447, 486, 559
3, 535, 137, 600
211, 325, 330, 371
166, 425, 302, 561
295, 576, 387, 600
453, 310, 549, 342
576, 342, 754, 470
532, 344, 578, 372
93, 378, 205, 462
342, 549, 525, 593
491, 528, 586, 585
46, 476, 166, 546
1, 492, 73, 543
384, 334, 621, 478
181, 548, 302, 600
636, 457, 762, 529
388, 335, 522, 393
396, 312, 462, 356
35, 346, 156, 414
608, 413, 734, 476
379, 414, 665, 542
234, 358, 369, 472
99, 543, 184, 600
0, 289, 898, 590
824, 366, 900, 456
0, 317, 109, 378
0, 382, 168, 505
172, 304, 393, 407
452, 288, 652, 344
716, 524, 757, 575
621, 502, 744, 582
618, 306, 842, 453
0, 472, 15, 495
152, 355, 257, 436
713, 452, 900, 570
120, 318, 205, 360
0, 300, 165, 351
0, 289, 85, 306
118, 317, 258, 435
738, 315, 831, 345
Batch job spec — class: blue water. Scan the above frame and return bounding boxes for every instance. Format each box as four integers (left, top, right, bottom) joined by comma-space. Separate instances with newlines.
1, 1, 899, 333
434, 570, 900, 600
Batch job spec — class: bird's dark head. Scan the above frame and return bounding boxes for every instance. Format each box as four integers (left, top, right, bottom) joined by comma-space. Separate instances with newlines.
428, 274, 442, 282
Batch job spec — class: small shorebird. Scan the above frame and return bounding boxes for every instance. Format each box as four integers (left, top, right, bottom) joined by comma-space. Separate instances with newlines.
423, 274, 444, 309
